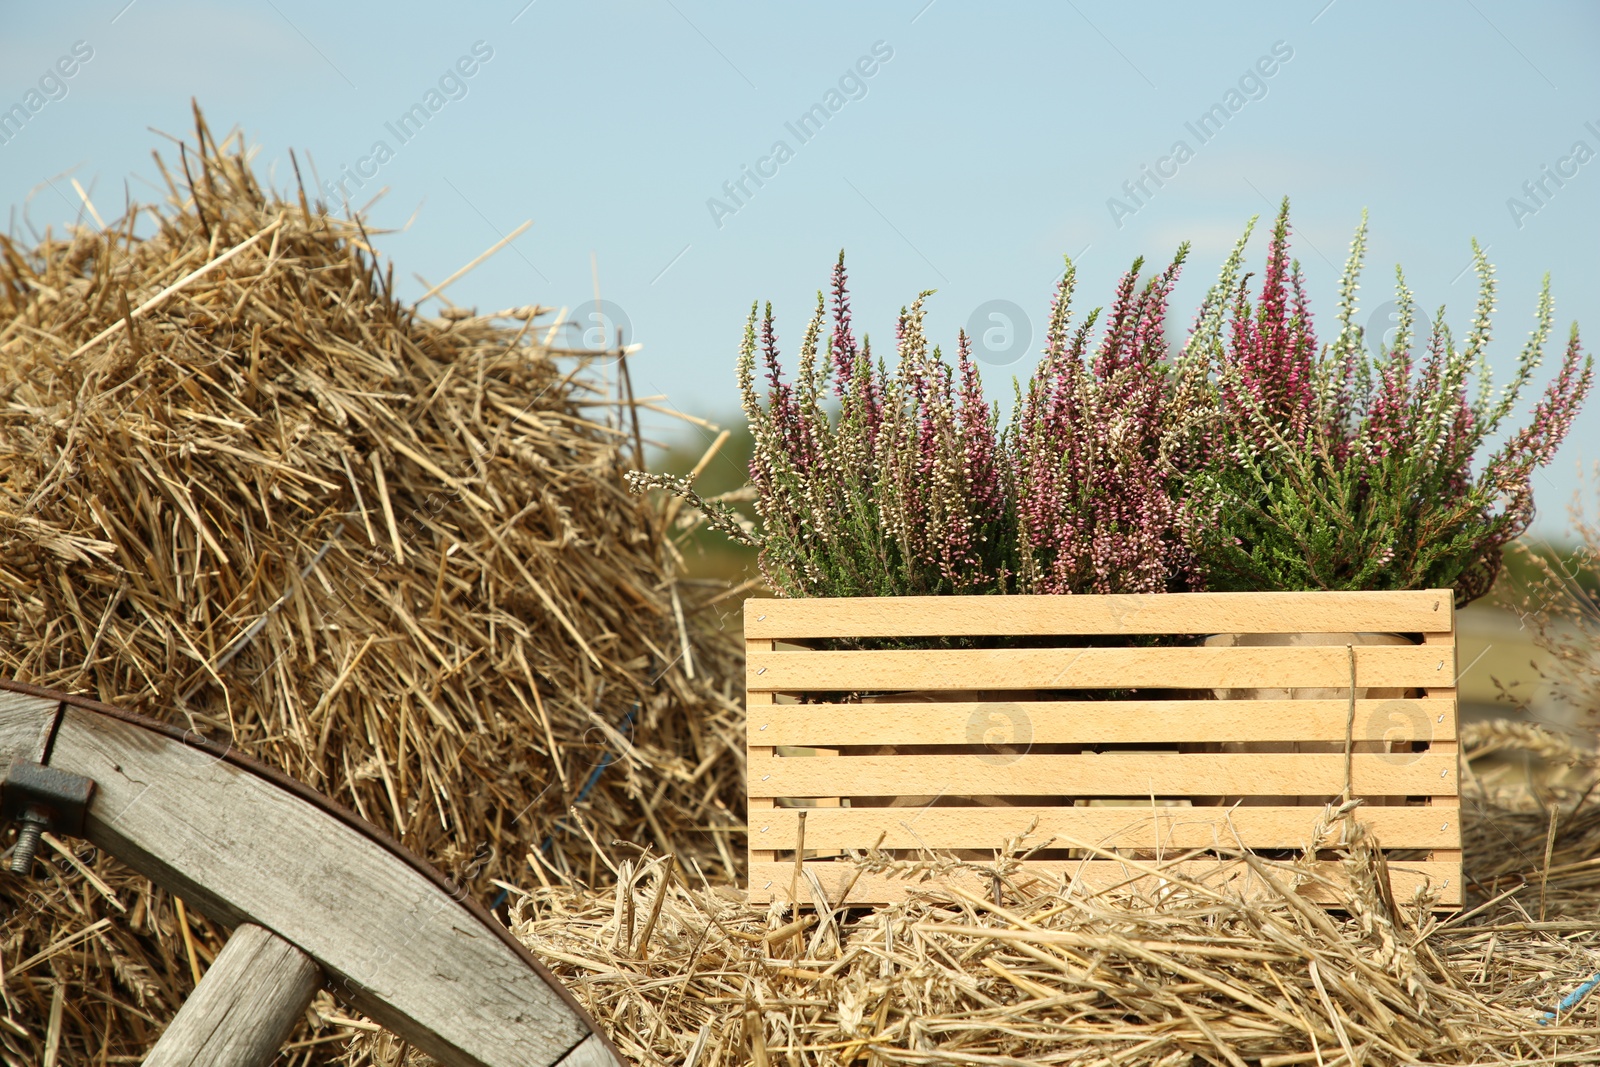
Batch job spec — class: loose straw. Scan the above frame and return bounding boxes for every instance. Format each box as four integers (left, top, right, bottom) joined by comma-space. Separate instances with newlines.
67, 216, 285, 359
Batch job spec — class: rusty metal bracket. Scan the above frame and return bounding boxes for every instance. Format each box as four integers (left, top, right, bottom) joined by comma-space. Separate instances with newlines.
2, 757, 96, 875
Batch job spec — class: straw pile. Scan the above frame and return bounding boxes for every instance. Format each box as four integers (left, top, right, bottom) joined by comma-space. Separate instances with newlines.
0, 110, 745, 1062
345, 736, 1600, 1067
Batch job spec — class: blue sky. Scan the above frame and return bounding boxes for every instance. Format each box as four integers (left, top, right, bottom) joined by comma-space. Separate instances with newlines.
3, 1, 1596, 536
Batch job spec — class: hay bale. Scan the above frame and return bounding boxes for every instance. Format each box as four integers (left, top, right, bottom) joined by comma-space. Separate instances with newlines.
0, 109, 745, 1063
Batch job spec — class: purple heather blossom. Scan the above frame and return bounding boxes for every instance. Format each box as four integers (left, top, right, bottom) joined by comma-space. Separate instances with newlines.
1013, 248, 1200, 595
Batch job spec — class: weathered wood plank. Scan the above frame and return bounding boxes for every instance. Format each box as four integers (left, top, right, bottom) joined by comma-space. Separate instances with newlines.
144, 923, 322, 1067
748, 751, 1457, 799
748, 858, 1462, 906
745, 590, 1454, 639
747, 644, 1453, 692
749, 804, 1463, 851
48, 705, 601, 1067
750, 698, 1458, 747
0, 690, 60, 765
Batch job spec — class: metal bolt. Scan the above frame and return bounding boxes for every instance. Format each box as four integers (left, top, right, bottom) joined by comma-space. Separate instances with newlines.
757, 667, 767, 675
9, 811, 47, 876
1441, 822, 1449, 831
760, 826, 769, 833
1437, 661, 1445, 671
1440, 768, 1449, 778
757, 615, 767, 621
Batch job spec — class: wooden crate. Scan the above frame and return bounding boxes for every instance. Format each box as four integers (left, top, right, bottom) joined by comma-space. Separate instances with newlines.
745, 590, 1461, 907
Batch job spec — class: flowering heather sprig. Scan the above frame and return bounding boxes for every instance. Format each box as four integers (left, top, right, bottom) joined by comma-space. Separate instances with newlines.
957, 330, 1003, 523
1220, 205, 1318, 448
1012, 247, 1201, 595
759, 306, 807, 471
829, 251, 859, 387
1190, 198, 1594, 606
623, 471, 758, 546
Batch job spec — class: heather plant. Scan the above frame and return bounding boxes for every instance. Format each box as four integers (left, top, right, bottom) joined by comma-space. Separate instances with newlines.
732, 255, 1013, 597
634, 252, 1208, 597
1187, 200, 1594, 606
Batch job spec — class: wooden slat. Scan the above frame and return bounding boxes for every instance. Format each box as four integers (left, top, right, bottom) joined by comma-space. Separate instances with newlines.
745, 590, 1454, 639
750, 698, 1458, 747
747, 644, 1453, 692
748, 859, 1462, 906
144, 923, 322, 1067
46, 706, 599, 1067
749, 804, 1463, 851
749, 752, 1457, 799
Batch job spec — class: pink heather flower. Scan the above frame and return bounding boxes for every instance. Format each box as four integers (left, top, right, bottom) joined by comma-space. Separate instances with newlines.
1221, 207, 1318, 447
829, 251, 858, 387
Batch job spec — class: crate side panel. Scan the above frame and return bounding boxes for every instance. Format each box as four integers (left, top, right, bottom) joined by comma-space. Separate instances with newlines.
743, 592, 1460, 911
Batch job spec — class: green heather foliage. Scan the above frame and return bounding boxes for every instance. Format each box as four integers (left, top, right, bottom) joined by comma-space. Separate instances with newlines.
631, 204, 1593, 606
1187, 201, 1594, 606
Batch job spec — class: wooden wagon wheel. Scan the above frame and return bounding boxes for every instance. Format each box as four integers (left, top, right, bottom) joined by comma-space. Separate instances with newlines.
0, 680, 626, 1067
